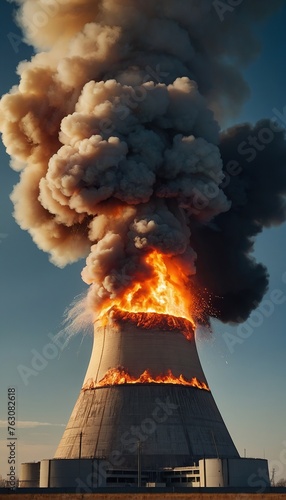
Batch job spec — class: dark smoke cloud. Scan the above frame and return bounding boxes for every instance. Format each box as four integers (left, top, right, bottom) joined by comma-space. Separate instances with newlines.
1, 0, 285, 325
192, 120, 286, 323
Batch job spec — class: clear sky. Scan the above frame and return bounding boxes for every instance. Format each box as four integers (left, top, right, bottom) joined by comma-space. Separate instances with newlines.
1, 0, 286, 485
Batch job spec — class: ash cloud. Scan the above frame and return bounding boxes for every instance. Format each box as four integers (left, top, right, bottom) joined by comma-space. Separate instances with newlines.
192, 120, 286, 323
1, 0, 285, 324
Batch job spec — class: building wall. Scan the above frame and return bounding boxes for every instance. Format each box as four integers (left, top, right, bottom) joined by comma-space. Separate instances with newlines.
199, 458, 270, 488
226, 458, 270, 488
39, 459, 107, 489
19, 456, 269, 489
199, 458, 224, 487
19, 462, 40, 488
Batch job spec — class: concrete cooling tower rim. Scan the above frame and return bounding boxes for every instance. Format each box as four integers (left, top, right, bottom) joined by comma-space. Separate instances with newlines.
83, 309, 206, 386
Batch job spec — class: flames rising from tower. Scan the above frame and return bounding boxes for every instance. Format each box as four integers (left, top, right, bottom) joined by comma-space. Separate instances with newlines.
1, 0, 286, 479
2, 0, 286, 329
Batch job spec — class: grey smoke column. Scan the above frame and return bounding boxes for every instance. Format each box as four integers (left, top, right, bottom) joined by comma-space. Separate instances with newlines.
55, 310, 238, 468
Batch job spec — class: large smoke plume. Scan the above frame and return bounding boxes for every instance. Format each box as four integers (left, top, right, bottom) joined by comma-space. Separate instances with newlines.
1, 0, 286, 325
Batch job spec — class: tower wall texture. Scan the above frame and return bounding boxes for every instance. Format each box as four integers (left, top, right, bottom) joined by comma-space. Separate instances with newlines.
55, 310, 239, 468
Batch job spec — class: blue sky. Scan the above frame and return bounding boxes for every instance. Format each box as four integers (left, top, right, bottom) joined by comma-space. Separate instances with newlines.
1, 1, 286, 483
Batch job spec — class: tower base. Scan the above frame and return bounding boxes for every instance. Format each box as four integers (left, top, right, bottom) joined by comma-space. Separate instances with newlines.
19, 457, 270, 489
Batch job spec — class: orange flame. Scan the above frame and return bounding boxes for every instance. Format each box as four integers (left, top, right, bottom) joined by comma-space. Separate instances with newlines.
100, 251, 195, 325
83, 368, 210, 391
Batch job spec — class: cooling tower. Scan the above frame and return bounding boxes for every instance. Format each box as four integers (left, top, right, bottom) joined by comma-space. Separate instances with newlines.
55, 309, 238, 469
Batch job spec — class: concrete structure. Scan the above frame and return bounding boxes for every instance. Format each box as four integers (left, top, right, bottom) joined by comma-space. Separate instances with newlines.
22, 457, 269, 489
54, 309, 239, 468
198, 458, 270, 488
19, 309, 269, 488
19, 462, 40, 488
163, 458, 269, 488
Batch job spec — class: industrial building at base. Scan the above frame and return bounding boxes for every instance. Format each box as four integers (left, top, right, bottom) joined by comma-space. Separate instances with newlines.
20, 458, 269, 489
19, 311, 270, 489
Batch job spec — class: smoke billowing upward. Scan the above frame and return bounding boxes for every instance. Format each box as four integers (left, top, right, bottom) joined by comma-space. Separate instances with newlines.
192, 120, 286, 323
1, 0, 286, 325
